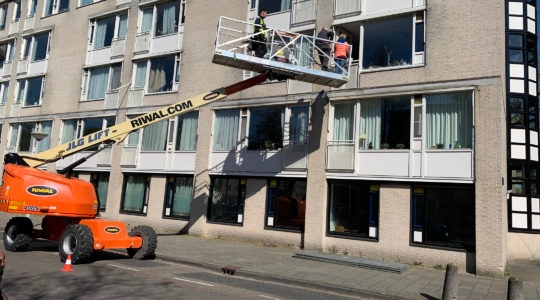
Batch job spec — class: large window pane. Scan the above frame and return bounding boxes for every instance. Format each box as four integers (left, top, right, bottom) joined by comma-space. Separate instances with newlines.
141, 120, 167, 151
87, 66, 109, 100
91, 173, 110, 211
18, 123, 34, 152
208, 177, 245, 224
213, 109, 239, 151
175, 111, 199, 151
148, 56, 175, 93
259, 0, 291, 14
155, 1, 179, 36
363, 16, 412, 69
247, 106, 284, 150
426, 92, 472, 149
290, 106, 309, 143
328, 181, 379, 238
32, 32, 49, 61
333, 102, 354, 141
412, 187, 475, 250
266, 179, 306, 230
24, 77, 43, 106
164, 176, 193, 218
121, 175, 148, 213
95, 16, 115, 49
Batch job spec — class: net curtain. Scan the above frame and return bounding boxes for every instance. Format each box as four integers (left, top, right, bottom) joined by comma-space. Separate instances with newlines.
359, 99, 381, 149
213, 109, 239, 151
87, 67, 109, 100
177, 111, 199, 151
141, 120, 168, 151
426, 93, 472, 149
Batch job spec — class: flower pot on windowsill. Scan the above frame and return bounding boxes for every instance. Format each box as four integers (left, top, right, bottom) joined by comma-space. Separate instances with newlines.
381, 143, 389, 149
396, 143, 405, 149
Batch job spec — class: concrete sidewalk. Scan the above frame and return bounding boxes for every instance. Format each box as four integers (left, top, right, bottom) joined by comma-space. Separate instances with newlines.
155, 234, 540, 300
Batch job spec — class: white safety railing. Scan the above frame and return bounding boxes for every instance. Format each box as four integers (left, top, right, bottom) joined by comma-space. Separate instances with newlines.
215, 16, 353, 78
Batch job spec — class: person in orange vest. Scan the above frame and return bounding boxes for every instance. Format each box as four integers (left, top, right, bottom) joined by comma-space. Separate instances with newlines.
334, 33, 350, 74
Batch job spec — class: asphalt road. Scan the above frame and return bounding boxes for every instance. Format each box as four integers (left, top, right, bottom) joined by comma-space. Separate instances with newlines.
1, 240, 365, 300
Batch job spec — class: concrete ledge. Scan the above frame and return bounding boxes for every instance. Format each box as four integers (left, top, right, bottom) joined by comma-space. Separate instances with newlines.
294, 250, 409, 274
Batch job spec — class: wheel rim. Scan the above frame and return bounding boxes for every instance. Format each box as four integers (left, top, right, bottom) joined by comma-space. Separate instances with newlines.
62, 232, 76, 255
5, 226, 17, 244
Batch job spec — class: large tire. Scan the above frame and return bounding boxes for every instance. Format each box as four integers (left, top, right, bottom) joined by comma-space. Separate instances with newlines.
127, 225, 157, 260
3, 217, 33, 251
58, 224, 94, 264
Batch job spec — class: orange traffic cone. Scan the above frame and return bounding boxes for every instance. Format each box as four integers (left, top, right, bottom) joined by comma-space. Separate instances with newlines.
62, 254, 74, 272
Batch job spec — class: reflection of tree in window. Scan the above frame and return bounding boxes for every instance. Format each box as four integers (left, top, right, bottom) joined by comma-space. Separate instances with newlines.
248, 106, 284, 150
363, 16, 412, 69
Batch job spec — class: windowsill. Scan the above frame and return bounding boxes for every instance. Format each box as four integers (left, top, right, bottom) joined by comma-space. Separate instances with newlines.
144, 90, 178, 95
162, 214, 189, 220
41, 10, 70, 19
92, 46, 112, 51
206, 220, 243, 227
410, 241, 473, 252
21, 103, 41, 108
361, 63, 424, 73
153, 31, 180, 39
264, 225, 303, 233
80, 98, 104, 102
326, 231, 378, 242
119, 210, 147, 216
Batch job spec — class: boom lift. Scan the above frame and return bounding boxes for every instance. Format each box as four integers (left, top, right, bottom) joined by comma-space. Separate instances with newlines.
0, 17, 346, 264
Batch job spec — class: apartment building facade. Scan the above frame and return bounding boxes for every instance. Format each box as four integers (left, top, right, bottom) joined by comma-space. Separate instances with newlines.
0, 0, 536, 277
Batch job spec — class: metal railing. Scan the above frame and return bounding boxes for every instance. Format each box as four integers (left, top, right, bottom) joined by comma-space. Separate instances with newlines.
215, 16, 353, 77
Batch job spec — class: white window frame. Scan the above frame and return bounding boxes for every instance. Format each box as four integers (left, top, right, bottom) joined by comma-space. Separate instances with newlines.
89, 12, 128, 50
61, 117, 115, 143
17, 76, 44, 107
82, 63, 123, 101
9, 121, 51, 152
0, 82, 9, 104
0, 5, 7, 30
12, 1, 21, 22
21, 31, 51, 62
132, 54, 180, 94
27, 0, 37, 17
43, 0, 69, 17
137, 0, 185, 36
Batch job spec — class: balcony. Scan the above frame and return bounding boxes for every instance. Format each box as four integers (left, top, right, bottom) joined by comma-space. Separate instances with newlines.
134, 26, 184, 55
334, 0, 361, 18
8, 20, 18, 35
326, 141, 355, 171
104, 90, 119, 109
120, 145, 197, 171
1, 61, 11, 78
23, 15, 34, 31
127, 89, 144, 107
283, 142, 308, 170
17, 58, 47, 76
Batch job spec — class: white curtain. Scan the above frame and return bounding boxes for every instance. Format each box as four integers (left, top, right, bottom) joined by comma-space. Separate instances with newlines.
87, 67, 109, 100
134, 61, 147, 88
333, 102, 354, 141
141, 8, 153, 33
9, 124, 18, 149
61, 120, 76, 143
281, 0, 292, 11
290, 106, 308, 143
38, 121, 52, 152
149, 56, 173, 93
118, 14, 128, 38
171, 177, 193, 216
156, 2, 177, 36
213, 109, 239, 151
109, 64, 121, 90
141, 120, 167, 151
123, 176, 145, 212
94, 18, 112, 49
426, 93, 472, 149
177, 111, 198, 151
1, 83, 8, 103
359, 99, 381, 149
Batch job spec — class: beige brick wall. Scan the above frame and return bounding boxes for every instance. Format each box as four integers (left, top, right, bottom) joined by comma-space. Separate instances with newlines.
508, 233, 540, 260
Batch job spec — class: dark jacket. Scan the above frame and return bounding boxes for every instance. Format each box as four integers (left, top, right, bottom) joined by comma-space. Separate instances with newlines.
315, 29, 332, 51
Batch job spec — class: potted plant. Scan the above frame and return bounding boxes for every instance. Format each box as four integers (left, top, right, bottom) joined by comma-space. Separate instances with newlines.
381, 143, 389, 149
396, 143, 405, 149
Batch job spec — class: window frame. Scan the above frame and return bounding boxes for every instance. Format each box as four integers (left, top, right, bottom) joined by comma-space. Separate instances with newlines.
82, 63, 123, 101
138, 0, 185, 36
410, 185, 475, 251
91, 172, 110, 211
21, 31, 51, 62
265, 178, 307, 232
132, 54, 180, 94
163, 175, 194, 219
8, 120, 52, 152
207, 176, 246, 225
17, 76, 44, 107
120, 174, 150, 215
326, 180, 380, 240
43, 0, 69, 17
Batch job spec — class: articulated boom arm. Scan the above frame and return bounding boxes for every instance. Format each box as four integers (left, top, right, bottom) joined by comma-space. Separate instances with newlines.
18, 74, 269, 168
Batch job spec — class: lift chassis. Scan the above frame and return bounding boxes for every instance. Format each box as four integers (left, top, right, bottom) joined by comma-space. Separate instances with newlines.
0, 73, 269, 263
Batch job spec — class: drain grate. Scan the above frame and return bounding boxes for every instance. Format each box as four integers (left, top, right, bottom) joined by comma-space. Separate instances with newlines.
221, 265, 239, 275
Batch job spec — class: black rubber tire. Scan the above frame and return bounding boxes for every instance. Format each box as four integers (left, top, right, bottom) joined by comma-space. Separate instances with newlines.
3, 217, 33, 251
58, 224, 94, 264
127, 225, 157, 260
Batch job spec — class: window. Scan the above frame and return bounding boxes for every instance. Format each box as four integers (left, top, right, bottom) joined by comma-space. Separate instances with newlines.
328, 181, 379, 238
61, 117, 115, 150
13, 1, 21, 21
266, 178, 306, 230
0, 5, 7, 30
133, 55, 179, 93
289, 106, 309, 144
358, 97, 411, 149
27, 0, 37, 17
175, 111, 199, 151
425, 92, 473, 150
248, 106, 284, 150
83, 64, 122, 100
213, 109, 239, 151
9, 121, 52, 152
90, 13, 128, 50
258, 0, 291, 14
91, 172, 109, 211
139, 1, 182, 37
411, 186, 475, 250
207, 177, 246, 224
509, 163, 540, 231
22, 32, 50, 62
164, 175, 193, 218
141, 120, 168, 151
79, 0, 103, 7
17, 76, 44, 106
0, 82, 8, 104
121, 175, 150, 214
362, 14, 424, 69
44, 0, 69, 17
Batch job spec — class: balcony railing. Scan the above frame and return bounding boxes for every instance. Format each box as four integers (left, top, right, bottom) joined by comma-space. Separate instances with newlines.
326, 140, 355, 171
121, 145, 139, 167
283, 142, 308, 170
